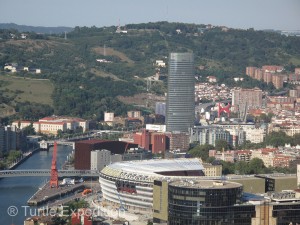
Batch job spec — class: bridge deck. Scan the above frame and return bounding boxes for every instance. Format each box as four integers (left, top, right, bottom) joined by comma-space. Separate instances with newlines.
0, 169, 99, 178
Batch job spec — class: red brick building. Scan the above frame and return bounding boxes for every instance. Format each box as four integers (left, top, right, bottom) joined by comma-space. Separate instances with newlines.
151, 133, 166, 153
133, 129, 166, 153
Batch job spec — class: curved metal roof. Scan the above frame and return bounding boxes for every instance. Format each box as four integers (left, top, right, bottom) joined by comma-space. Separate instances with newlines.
101, 158, 204, 183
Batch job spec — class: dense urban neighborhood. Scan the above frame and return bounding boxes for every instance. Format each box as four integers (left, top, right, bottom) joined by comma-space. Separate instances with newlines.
1, 20, 300, 225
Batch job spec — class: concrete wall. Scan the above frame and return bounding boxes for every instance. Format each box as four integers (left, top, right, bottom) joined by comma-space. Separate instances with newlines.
274, 176, 297, 192
153, 180, 168, 222
231, 178, 265, 193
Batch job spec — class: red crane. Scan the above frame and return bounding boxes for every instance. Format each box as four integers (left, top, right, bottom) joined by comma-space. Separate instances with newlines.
50, 141, 58, 188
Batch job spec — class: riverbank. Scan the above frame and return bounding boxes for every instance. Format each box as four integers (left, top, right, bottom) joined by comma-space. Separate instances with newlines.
0, 144, 73, 225
8, 148, 41, 170
28, 181, 101, 206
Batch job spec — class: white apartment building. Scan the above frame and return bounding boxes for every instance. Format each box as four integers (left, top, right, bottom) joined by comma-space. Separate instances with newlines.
104, 112, 114, 122
244, 127, 266, 143
91, 150, 123, 171
251, 149, 276, 167
90, 149, 111, 171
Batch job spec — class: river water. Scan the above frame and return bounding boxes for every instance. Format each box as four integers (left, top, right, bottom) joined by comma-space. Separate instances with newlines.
0, 145, 72, 225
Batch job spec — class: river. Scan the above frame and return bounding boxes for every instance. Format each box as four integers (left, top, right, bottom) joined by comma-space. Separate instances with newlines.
0, 145, 73, 225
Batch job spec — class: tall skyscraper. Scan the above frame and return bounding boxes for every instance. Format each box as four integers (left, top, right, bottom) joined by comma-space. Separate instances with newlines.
166, 52, 195, 132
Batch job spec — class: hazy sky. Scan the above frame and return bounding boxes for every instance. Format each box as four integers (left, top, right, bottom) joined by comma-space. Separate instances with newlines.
0, 0, 299, 30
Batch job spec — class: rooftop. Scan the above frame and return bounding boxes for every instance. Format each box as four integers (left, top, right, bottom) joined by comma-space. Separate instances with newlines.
169, 180, 242, 189
108, 158, 204, 175
101, 158, 205, 182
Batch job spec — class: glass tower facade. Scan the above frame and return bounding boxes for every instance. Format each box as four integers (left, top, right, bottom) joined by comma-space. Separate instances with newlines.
168, 181, 256, 225
166, 52, 195, 132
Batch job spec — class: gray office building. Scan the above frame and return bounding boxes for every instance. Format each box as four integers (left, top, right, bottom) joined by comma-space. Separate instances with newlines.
155, 102, 166, 116
166, 52, 195, 132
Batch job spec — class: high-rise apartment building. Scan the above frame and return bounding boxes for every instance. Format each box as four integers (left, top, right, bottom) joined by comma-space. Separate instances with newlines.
272, 74, 284, 89
232, 88, 263, 113
0, 125, 22, 153
245, 66, 257, 78
166, 52, 195, 132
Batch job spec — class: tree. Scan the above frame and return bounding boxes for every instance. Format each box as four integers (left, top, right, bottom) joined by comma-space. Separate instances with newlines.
292, 133, 300, 146
57, 129, 63, 138
51, 216, 67, 225
264, 131, 292, 147
215, 139, 231, 151
188, 144, 214, 161
206, 157, 216, 163
22, 123, 36, 136
234, 161, 250, 175
147, 220, 154, 225
0, 161, 6, 170
248, 158, 265, 174
7, 150, 22, 164
220, 161, 235, 175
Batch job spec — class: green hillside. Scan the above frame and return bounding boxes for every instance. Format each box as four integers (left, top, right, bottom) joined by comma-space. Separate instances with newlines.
0, 22, 300, 121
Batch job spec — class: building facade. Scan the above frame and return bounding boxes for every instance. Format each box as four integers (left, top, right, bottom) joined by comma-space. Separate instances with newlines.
12, 116, 89, 136
167, 131, 190, 151
154, 180, 256, 225
74, 140, 137, 170
99, 159, 205, 212
90, 149, 111, 171
133, 129, 166, 153
190, 126, 232, 147
0, 125, 24, 153
166, 52, 195, 132
155, 102, 166, 116
232, 88, 263, 113
153, 178, 300, 225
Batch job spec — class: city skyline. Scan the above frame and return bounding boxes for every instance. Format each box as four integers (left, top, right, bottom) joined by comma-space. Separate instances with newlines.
0, 0, 300, 31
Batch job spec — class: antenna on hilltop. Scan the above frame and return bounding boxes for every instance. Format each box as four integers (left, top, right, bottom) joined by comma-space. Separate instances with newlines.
64, 31, 67, 40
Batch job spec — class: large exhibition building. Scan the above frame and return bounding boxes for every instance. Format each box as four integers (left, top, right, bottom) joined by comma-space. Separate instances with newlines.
99, 158, 205, 211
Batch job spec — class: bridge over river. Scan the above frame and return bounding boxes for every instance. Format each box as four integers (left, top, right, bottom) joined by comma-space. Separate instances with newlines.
0, 169, 99, 178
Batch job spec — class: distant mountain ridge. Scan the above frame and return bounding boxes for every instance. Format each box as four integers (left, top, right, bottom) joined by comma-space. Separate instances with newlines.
0, 23, 73, 34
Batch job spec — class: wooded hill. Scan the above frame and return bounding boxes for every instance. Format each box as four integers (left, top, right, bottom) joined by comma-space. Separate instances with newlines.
0, 22, 300, 121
